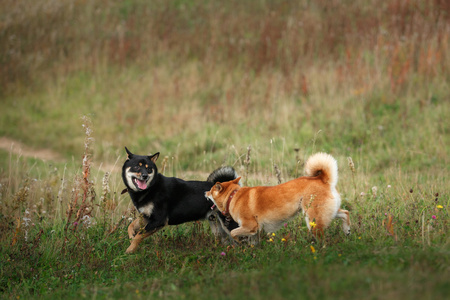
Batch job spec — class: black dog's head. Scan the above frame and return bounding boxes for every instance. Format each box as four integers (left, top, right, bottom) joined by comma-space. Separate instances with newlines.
122, 147, 160, 192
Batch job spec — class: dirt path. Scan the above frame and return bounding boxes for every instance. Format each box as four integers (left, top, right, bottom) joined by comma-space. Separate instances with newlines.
0, 136, 62, 162
0, 136, 120, 172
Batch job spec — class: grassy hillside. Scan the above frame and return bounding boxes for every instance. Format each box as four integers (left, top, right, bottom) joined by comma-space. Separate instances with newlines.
1, 0, 448, 170
0, 0, 449, 299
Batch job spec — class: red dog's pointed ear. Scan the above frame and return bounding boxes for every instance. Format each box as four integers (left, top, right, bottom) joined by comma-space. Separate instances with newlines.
233, 177, 241, 184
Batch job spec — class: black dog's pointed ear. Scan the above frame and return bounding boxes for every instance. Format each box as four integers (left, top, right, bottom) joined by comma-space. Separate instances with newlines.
149, 152, 160, 163
125, 147, 134, 159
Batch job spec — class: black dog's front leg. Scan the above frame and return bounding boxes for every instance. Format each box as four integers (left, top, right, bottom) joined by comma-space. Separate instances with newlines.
127, 216, 148, 239
126, 214, 168, 254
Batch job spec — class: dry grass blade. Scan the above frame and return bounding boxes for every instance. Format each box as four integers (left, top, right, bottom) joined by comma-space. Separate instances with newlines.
382, 214, 398, 242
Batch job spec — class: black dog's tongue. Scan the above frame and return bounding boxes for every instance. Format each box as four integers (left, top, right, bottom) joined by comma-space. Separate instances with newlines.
135, 179, 148, 190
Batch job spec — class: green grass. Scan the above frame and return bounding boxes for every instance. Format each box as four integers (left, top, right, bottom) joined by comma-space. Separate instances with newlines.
2, 209, 449, 300
0, 146, 448, 299
10, 239, 448, 299
1, 0, 449, 299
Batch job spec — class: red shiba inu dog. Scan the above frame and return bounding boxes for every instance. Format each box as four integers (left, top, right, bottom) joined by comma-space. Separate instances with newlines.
205, 153, 350, 240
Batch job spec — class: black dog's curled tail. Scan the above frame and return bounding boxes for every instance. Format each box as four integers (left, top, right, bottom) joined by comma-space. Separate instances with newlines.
207, 166, 238, 184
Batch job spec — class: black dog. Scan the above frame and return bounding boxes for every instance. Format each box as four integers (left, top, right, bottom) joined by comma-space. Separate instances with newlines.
122, 147, 238, 253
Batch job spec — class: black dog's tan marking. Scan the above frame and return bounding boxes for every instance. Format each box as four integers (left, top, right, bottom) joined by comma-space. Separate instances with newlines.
122, 147, 239, 253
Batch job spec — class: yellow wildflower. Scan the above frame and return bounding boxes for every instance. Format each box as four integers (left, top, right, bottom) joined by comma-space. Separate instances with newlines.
272, 233, 276, 236
437, 205, 443, 209
310, 245, 316, 253
269, 238, 274, 242
309, 221, 316, 228
281, 238, 287, 242
353, 87, 365, 96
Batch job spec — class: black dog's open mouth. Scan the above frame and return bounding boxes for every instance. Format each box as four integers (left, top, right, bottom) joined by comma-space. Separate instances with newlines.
133, 178, 148, 190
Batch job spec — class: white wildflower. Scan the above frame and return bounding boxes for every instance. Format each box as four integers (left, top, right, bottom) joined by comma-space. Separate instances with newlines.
372, 186, 378, 197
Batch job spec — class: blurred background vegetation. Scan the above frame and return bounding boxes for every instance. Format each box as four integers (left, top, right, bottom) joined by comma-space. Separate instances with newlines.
0, 0, 448, 176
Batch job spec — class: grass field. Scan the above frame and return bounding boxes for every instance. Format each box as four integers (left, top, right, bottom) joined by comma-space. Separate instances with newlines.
0, 0, 449, 299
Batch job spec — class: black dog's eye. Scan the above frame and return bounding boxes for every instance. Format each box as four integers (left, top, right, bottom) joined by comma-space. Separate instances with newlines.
132, 166, 140, 171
